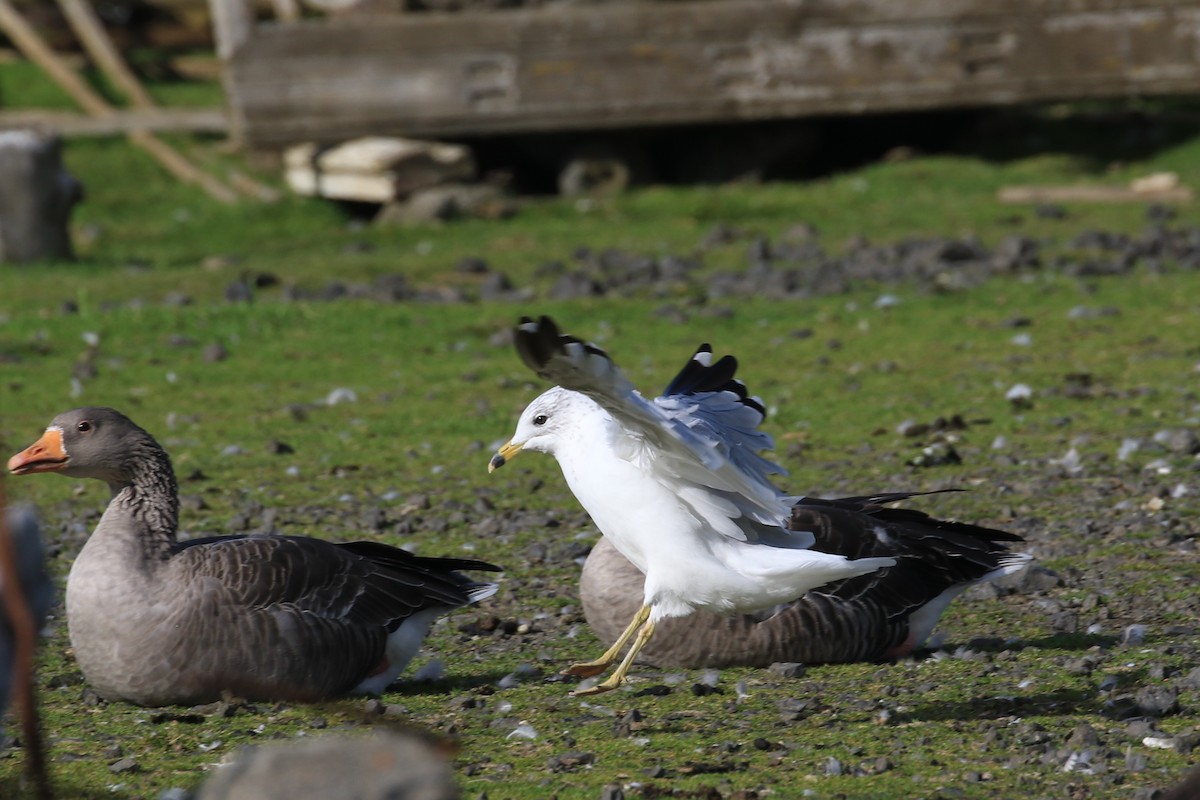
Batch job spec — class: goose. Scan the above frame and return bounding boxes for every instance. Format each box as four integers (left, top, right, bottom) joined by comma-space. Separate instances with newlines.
7, 407, 501, 707
581, 496, 1026, 669
490, 316, 1028, 694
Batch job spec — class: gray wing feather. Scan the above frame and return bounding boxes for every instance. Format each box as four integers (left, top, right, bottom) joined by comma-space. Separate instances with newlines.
515, 316, 796, 537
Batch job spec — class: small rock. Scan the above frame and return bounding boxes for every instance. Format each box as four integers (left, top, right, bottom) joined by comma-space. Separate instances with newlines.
1154, 428, 1200, 455
1121, 625, 1147, 646
324, 387, 357, 406
109, 757, 139, 774
1066, 723, 1100, 749
202, 342, 228, 363
906, 441, 961, 467
547, 751, 594, 772
1005, 383, 1034, 409
1135, 685, 1180, 718
768, 662, 807, 678
895, 419, 929, 438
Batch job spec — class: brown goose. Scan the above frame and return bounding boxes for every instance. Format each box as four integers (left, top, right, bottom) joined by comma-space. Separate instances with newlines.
8, 407, 501, 707
581, 492, 1028, 668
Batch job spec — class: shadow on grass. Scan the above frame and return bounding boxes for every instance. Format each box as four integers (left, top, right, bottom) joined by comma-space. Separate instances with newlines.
387, 669, 518, 698
1, 777, 116, 800
952, 632, 1122, 652
906, 687, 1100, 723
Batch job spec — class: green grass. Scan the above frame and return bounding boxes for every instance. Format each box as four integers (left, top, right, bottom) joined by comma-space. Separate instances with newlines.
2, 68, 1200, 797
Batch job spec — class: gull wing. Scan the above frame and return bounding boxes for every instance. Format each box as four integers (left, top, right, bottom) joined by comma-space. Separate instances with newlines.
514, 316, 795, 538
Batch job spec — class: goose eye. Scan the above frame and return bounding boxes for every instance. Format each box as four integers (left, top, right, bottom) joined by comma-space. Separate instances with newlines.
77, 420, 92, 432
533, 414, 549, 426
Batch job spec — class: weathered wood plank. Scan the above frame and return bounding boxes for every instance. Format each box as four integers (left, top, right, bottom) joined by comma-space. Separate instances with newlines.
222, 0, 1200, 148
0, 107, 230, 136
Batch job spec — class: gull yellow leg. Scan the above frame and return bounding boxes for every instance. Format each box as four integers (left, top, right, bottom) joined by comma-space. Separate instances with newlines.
572, 618, 657, 696
562, 604, 650, 679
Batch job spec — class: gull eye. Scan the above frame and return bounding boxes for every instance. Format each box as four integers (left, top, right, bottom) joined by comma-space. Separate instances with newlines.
533, 414, 549, 426
77, 420, 92, 433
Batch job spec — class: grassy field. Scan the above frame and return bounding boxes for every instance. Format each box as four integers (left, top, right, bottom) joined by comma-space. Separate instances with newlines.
1, 77, 1199, 798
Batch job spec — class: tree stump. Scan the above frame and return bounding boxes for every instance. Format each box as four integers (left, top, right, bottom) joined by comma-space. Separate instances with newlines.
0, 130, 82, 263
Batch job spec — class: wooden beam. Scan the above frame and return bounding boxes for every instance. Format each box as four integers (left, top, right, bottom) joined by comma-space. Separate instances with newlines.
0, 107, 229, 136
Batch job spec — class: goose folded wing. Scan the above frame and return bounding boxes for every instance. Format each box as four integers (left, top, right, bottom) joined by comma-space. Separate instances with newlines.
171, 535, 497, 631
790, 492, 1027, 618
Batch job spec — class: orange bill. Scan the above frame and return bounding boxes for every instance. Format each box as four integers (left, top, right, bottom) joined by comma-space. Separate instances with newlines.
7, 428, 67, 475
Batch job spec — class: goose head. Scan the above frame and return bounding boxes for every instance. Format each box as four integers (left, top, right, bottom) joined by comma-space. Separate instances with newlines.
8, 407, 155, 487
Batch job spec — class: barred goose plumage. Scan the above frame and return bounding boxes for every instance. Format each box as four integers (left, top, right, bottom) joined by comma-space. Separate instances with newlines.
581, 492, 1027, 668
8, 407, 500, 707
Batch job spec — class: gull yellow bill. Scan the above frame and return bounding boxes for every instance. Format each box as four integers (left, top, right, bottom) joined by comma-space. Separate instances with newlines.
488, 440, 524, 473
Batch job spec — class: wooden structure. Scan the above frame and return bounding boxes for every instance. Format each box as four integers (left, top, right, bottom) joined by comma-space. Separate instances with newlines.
211, 0, 1200, 151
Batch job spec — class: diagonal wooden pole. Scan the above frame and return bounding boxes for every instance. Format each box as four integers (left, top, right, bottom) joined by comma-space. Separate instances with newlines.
0, 0, 239, 203
0, 480, 51, 800
56, 0, 155, 107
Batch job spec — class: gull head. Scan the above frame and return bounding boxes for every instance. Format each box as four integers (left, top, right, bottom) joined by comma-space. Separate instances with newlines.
489, 387, 602, 472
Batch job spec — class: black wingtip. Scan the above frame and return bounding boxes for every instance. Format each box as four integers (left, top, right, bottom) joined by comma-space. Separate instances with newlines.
514, 316, 559, 375
513, 315, 611, 379
661, 345, 767, 419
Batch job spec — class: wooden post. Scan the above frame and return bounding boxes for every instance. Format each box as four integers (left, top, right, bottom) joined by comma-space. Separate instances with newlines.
0, 130, 80, 264
209, 0, 254, 60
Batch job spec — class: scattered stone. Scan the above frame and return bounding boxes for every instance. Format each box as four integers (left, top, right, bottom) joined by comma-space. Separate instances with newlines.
1005, 383, 1034, 409
1154, 428, 1200, 455
202, 342, 228, 363
109, 757, 139, 774
547, 751, 595, 772
907, 441, 961, 467
1066, 723, 1101, 749
1136, 685, 1181, 718
768, 662, 807, 678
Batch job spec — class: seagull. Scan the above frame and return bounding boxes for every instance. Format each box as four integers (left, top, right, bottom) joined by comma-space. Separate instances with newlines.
489, 316, 915, 694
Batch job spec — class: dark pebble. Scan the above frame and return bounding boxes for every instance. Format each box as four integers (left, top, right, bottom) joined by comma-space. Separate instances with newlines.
768, 662, 807, 678
1136, 685, 1181, 718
